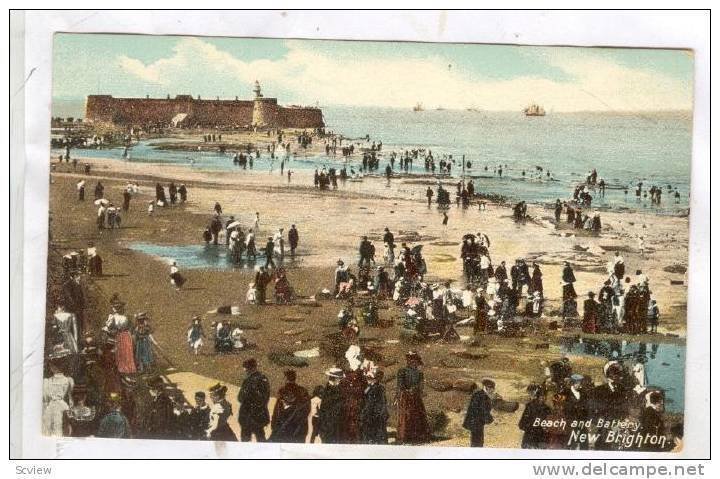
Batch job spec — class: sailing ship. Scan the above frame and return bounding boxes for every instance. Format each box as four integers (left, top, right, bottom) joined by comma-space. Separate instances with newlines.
413, 102, 424, 112
523, 104, 546, 116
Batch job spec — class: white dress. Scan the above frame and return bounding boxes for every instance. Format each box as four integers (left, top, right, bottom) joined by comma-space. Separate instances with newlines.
42, 373, 74, 437
52, 310, 78, 353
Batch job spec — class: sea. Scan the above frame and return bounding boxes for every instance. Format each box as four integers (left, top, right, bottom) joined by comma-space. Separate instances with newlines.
52, 103, 693, 212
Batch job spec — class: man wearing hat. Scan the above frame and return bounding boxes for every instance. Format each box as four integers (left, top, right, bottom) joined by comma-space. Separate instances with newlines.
582, 291, 598, 334
97, 392, 131, 438
360, 370, 389, 444
463, 379, 495, 447
563, 374, 589, 449
237, 358, 270, 442
269, 370, 311, 443
142, 376, 176, 439
591, 362, 630, 450
334, 260, 349, 296
318, 367, 344, 444
395, 351, 431, 444
358, 236, 373, 267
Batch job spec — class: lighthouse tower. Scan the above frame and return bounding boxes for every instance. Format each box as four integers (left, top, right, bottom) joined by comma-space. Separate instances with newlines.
252, 80, 279, 128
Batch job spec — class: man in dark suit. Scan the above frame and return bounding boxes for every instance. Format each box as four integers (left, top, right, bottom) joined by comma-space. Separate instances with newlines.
510, 260, 521, 291
463, 379, 495, 447
495, 261, 508, 284
590, 362, 630, 451
583, 291, 599, 334
142, 376, 176, 439
382, 228, 395, 248
264, 237, 276, 268
288, 225, 299, 258
238, 358, 270, 442
563, 374, 589, 449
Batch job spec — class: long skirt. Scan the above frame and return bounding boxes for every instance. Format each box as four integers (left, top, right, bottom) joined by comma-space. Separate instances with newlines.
135, 337, 154, 372
210, 422, 237, 441
42, 399, 69, 437
170, 272, 186, 288
115, 331, 137, 374
396, 390, 431, 444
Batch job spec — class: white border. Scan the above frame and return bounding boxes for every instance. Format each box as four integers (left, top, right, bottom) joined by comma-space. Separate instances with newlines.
12, 10, 710, 460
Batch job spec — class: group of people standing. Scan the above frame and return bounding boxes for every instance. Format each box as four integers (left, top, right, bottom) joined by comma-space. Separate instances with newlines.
581, 252, 657, 335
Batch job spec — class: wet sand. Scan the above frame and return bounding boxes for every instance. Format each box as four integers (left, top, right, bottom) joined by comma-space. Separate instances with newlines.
47, 154, 688, 448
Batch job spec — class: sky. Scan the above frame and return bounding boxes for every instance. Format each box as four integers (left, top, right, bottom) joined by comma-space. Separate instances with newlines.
52, 33, 694, 113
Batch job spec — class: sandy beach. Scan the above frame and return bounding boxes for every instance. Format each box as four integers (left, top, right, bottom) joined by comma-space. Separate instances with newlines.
46, 149, 688, 448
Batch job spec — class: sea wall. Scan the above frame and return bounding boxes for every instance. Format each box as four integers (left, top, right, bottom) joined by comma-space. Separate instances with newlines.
85, 95, 324, 129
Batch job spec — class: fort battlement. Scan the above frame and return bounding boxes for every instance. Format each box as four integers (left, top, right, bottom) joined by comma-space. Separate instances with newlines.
85, 82, 324, 130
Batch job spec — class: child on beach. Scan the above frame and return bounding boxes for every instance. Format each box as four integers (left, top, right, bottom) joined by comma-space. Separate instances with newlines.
147, 201, 154, 215
187, 316, 205, 355
647, 299, 660, 333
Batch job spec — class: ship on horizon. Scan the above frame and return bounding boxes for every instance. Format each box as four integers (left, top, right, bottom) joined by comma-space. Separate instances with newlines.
524, 103, 546, 116
413, 102, 424, 112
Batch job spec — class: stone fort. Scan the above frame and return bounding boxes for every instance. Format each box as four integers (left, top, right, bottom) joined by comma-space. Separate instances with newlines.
85, 81, 324, 129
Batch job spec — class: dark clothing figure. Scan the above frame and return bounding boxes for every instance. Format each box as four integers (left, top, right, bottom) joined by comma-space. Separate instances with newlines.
94, 182, 104, 200
474, 295, 489, 334
142, 392, 176, 439
590, 382, 629, 450
238, 370, 271, 442
530, 265, 544, 296
169, 183, 177, 204
563, 388, 589, 449
288, 227, 299, 256
583, 298, 598, 334
360, 382, 389, 444
340, 370, 367, 443
270, 383, 311, 443
518, 399, 551, 449
264, 240, 276, 268
186, 405, 211, 440
318, 383, 343, 444
209, 398, 237, 441
122, 190, 131, 211
639, 406, 666, 452
562, 265, 577, 301
495, 264, 508, 284
396, 366, 431, 444
463, 389, 493, 447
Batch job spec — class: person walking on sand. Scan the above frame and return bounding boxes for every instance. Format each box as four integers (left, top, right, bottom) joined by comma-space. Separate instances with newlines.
288, 224, 299, 258
122, 188, 131, 211
238, 358, 270, 442
637, 236, 646, 258
463, 379, 495, 447
253, 212, 260, 233
170, 261, 186, 291
442, 211, 449, 226
264, 237, 276, 268
426, 187, 434, 206
77, 180, 85, 201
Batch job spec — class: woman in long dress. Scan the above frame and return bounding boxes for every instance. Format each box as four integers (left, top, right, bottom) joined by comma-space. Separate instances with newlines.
395, 351, 431, 444
133, 313, 158, 373
51, 304, 78, 354
42, 360, 74, 437
104, 302, 136, 374
206, 384, 237, 441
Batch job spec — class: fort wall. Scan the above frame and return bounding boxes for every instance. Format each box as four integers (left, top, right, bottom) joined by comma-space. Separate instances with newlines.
85, 94, 324, 129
